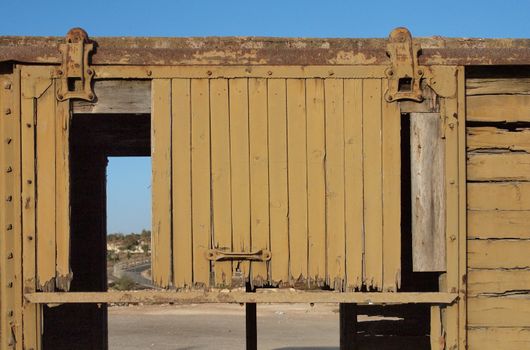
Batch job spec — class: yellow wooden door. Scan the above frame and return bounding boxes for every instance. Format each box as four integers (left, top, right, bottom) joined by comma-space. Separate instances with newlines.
151, 73, 402, 292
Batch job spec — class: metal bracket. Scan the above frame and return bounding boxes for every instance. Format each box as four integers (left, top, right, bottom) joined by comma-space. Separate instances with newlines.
55, 28, 95, 102
206, 249, 272, 262
385, 27, 424, 102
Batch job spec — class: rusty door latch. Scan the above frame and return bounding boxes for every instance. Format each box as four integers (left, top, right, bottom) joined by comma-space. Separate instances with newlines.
206, 248, 272, 262
385, 27, 424, 102
55, 28, 95, 102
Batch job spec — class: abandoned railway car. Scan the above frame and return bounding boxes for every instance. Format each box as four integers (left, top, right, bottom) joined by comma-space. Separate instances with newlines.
0, 27, 529, 349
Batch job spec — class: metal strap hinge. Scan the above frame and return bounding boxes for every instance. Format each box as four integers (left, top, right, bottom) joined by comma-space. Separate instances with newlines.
206, 248, 272, 262
385, 27, 424, 102
55, 27, 95, 102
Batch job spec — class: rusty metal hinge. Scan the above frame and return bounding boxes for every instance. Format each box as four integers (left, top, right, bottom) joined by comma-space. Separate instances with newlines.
206, 248, 272, 262
385, 27, 424, 102
55, 28, 95, 102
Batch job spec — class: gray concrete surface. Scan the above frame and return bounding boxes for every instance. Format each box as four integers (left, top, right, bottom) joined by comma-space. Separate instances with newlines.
109, 303, 340, 350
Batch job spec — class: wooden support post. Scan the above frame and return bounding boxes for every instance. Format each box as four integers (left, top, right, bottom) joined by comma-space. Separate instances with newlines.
246, 284, 257, 350
339, 303, 357, 350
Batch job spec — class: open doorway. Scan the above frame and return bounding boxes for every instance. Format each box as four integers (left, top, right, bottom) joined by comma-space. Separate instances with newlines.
42, 113, 151, 350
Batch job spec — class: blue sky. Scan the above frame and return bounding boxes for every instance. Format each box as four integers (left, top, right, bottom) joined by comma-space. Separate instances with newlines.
2, 0, 529, 233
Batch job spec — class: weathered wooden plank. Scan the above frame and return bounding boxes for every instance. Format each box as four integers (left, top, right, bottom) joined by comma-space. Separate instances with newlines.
21, 79, 39, 350
363, 79, 383, 290
344, 79, 363, 291
467, 127, 530, 153
191, 79, 211, 286
467, 95, 530, 122
248, 78, 270, 285
468, 327, 530, 350
210, 78, 233, 287
382, 79, 401, 291
305, 79, 326, 286
430, 306, 443, 350
410, 113, 446, 272
468, 210, 530, 239
36, 82, 56, 291
171, 79, 193, 287
443, 96, 460, 295
287, 79, 308, 283
151, 79, 172, 288
55, 98, 71, 291
325, 78, 345, 290
468, 297, 530, 327
26, 291, 458, 305
468, 182, 530, 211
467, 153, 530, 181
267, 79, 289, 285
468, 269, 530, 296
466, 78, 530, 95
72, 80, 151, 114
468, 239, 530, 269
229, 78, 251, 282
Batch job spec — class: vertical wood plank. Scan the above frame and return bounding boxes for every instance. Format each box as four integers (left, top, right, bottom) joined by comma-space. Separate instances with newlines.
21, 75, 39, 350
36, 82, 56, 292
430, 306, 443, 350
210, 78, 233, 286
191, 78, 211, 286
229, 79, 251, 283
362, 79, 383, 290
325, 78, 346, 290
410, 113, 445, 272
457, 66, 467, 350
267, 79, 290, 285
55, 97, 71, 291
151, 79, 172, 287
287, 79, 308, 283
382, 79, 402, 292
11, 69, 24, 349
306, 79, 326, 286
249, 78, 270, 285
343, 79, 364, 291
171, 78, 193, 287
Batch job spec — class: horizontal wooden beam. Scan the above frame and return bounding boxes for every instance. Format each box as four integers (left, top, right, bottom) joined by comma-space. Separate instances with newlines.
24, 291, 458, 305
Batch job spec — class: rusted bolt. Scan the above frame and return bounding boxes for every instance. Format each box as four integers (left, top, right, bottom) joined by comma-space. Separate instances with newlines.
7, 252, 13, 259
57, 70, 63, 76
57, 94, 64, 100
27, 179, 32, 184
267, 71, 273, 76
450, 235, 456, 241
26, 123, 32, 128
86, 69, 93, 75
4, 82, 11, 90
6, 166, 12, 173
146, 70, 152, 77
6, 195, 12, 202
387, 95, 393, 101
310, 303, 315, 307
417, 69, 423, 75
207, 70, 213, 76
387, 69, 394, 76
6, 138, 11, 144
5, 108, 11, 115
453, 112, 458, 118
6, 224, 12, 230
27, 235, 33, 241
88, 93, 94, 100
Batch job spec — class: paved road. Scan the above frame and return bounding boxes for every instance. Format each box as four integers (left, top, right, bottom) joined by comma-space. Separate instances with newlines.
109, 303, 340, 349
